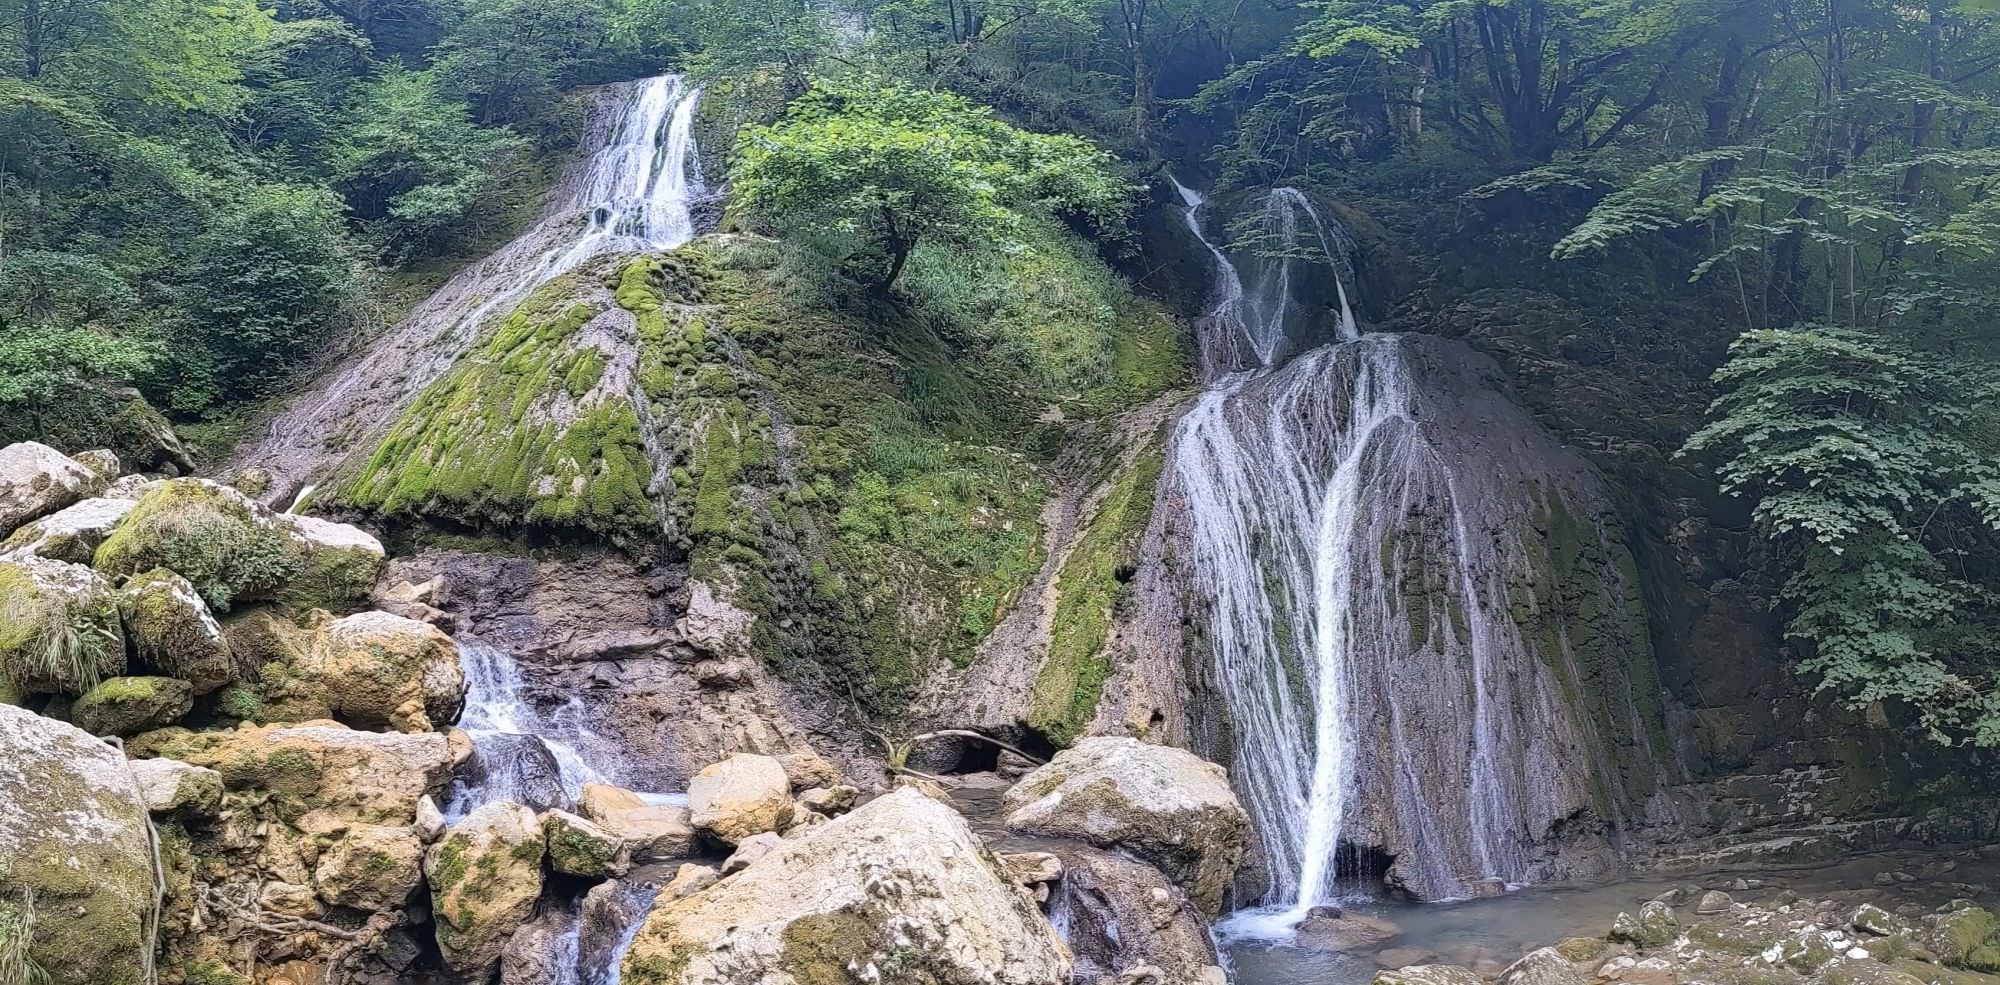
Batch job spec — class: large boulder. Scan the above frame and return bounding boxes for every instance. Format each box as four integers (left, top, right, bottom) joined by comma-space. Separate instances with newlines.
0, 441, 106, 538
0, 704, 155, 985
579, 783, 699, 862
71, 675, 194, 736
0, 497, 135, 564
315, 822, 425, 912
93, 478, 303, 610
131, 720, 455, 824
302, 611, 465, 733
279, 513, 386, 612
686, 753, 794, 846
0, 555, 126, 696
116, 568, 234, 693
426, 801, 546, 975
1002, 737, 1250, 914
619, 788, 1071, 985
544, 809, 629, 879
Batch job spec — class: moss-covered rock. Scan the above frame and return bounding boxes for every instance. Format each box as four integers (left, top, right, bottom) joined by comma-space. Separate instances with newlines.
313, 823, 424, 912
130, 720, 453, 825
424, 801, 545, 976
93, 478, 303, 611
0, 554, 126, 696
117, 568, 233, 694
72, 675, 194, 736
212, 607, 328, 724
542, 809, 627, 879
0, 704, 155, 985
277, 514, 386, 612
0, 497, 135, 564
300, 610, 465, 733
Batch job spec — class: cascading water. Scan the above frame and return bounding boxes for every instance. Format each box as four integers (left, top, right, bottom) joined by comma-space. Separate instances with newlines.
1168, 181, 1569, 924
441, 639, 612, 820
230, 74, 708, 500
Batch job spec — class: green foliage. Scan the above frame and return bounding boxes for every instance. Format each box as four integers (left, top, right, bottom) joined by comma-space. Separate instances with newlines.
94, 480, 305, 611
431, 0, 634, 125
732, 77, 1130, 287
0, 892, 50, 985
1685, 325, 2000, 744
330, 67, 529, 253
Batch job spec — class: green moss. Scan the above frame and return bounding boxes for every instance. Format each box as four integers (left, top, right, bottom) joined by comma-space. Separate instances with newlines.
779, 910, 880, 985
1028, 442, 1166, 745
429, 836, 470, 892
0, 560, 124, 696
179, 959, 249, 985
94, 479, 301, 611
343, 270, 660, 549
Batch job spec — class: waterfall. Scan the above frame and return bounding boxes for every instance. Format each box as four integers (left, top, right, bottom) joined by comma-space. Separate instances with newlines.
1169, 181, 1551, 918
441, 639, 612, 820
231, 74, 708, 499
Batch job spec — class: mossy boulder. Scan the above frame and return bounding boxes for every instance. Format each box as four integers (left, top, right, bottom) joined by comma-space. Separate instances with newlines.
300, 610, 464, 733
1001, 737, 1249, 915
0, 497, 135, 564
117, 568, 233, 693
1930, 906, 2000, 971
313, 822, 425, 912
0, 555, 127, 696
93, 478, 303, 611
424, 801, 546, 976
620, 788, 1069, 985
0, 441, 107, 539
131, 720, 454, 825
212, 607, 329, 724
72, 675, 194, 736
543, 808, 628, 879
277, 513, 386, 612
0, 704, 155, 985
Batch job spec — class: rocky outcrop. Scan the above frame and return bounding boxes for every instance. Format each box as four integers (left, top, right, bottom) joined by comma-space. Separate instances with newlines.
620, 788, 1071, 985
687, 753, 794, 846
132, 720, 455, 824
1002, 737, 1250, 914
0, 554, 126, 696
426, 801, 547, 975
127, 756, 223, 815
0, 441, 106, 538
71, 675, 194, 735
0, 704, 155, 985
302, 611, 465, 733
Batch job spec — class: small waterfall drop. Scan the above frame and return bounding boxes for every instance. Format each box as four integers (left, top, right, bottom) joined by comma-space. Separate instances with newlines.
232, 74, 708, 498
441, 639, 612, 820
1169, 180, 1548, 919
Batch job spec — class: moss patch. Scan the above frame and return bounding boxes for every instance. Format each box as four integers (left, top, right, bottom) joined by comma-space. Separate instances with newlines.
93, 479, 301, 611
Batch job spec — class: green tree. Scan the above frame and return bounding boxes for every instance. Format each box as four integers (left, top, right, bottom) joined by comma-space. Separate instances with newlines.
328, 67, 527, 253
431, 0, 634, 125
732, 77, 1128, 287
1685, 326, 2000, 744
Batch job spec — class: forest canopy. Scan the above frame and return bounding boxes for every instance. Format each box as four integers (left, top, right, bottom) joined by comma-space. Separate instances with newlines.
3, 0, 1998, 746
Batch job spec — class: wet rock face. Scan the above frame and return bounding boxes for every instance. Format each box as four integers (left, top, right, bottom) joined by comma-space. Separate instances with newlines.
1049, 844, 1225, 985
1002, 736, 1250, 915
0, 704, 155, 985
620, 788, 1071, 985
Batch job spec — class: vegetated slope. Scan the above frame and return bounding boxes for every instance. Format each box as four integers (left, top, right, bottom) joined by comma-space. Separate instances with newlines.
325, 220, 1190, 719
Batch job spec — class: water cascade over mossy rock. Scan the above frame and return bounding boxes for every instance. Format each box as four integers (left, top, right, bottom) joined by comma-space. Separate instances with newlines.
424, 800, 547, 976
620, 787, 1072, 985
0, 441, 107, 538
1002, 736, 1250, 915
0, 704, 156, 985
0, 554, 127, 696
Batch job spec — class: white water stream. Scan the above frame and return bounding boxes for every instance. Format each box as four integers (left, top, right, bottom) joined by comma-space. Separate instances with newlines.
1168, 181, 1540, 931
231, 74, 707, 499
